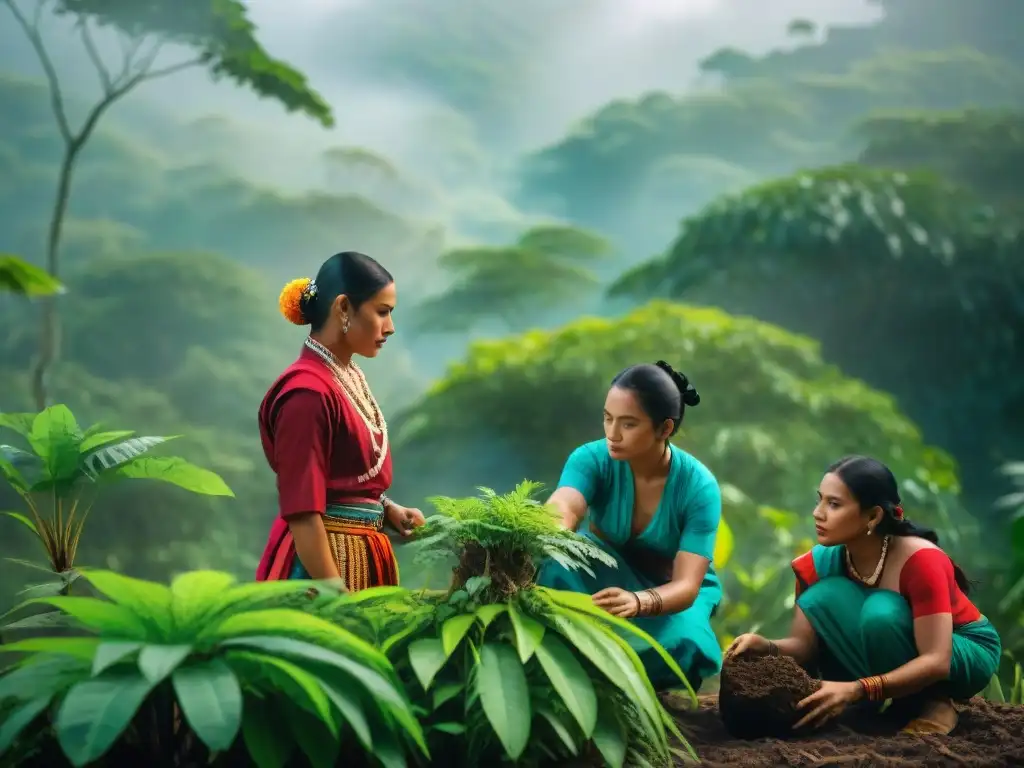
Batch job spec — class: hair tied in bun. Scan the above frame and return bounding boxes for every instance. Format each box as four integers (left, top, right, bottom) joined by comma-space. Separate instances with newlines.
279, 277, 315, 325
655, 360, 700, 408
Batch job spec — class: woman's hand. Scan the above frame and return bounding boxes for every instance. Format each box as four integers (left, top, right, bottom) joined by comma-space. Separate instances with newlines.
386, 503, 426, 536
592, 587, 641, 618
724, 633, 769, 659
793, 680, 864, 730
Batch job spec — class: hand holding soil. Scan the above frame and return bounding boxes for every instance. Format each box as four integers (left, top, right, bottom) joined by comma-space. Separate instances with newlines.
724, 632, 769, 658
792, 679, 864, 730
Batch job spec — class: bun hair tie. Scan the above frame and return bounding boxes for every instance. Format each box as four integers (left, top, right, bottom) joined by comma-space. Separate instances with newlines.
655, 360, 701, 407
279, 278, 315, 325
893, 505, 904, 521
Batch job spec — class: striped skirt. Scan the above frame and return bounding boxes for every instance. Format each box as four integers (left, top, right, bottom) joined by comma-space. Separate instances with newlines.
260, 502, 399, 590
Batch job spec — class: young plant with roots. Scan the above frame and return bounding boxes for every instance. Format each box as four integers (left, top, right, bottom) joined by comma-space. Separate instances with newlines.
379, 482, 699, 767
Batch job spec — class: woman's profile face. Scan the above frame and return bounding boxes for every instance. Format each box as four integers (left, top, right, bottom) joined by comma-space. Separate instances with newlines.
603, 386, 662, 460
345, 282, 396, 358
812, 472, 870, 546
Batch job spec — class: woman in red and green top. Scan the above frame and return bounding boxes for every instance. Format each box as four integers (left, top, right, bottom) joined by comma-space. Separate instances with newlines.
727, 455, 1000, 736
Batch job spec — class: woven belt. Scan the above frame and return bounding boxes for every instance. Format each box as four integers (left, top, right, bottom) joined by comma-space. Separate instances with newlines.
323, 502, 384, 532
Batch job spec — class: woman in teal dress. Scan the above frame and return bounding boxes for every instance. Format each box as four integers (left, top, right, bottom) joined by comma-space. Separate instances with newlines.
726, 456, 1000, 735
539, 361, 723, 692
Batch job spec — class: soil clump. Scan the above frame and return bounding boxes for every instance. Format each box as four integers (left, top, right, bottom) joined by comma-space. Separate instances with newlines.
718, 654, 821, 739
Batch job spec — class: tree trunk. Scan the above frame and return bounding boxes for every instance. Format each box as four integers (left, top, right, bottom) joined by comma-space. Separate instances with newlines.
30, 144, 78, 410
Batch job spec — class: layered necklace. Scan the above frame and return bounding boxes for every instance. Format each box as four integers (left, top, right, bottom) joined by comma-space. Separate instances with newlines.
845, 535, 891, 587
304, 337, 388, 483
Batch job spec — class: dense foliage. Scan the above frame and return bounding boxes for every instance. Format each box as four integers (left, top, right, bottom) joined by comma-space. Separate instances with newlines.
608, 166, 1024, 511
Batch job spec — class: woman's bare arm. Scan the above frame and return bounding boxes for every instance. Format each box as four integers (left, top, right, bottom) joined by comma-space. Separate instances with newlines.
287, 513, 341, 580
771, 606, 819, 667
644, 552, 709, 614
547, 487, 589, 531
865, 613, 953, 697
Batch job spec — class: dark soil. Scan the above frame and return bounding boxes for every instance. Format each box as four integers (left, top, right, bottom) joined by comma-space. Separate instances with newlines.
660, 662, 1024, 767
718, 654, 821, 739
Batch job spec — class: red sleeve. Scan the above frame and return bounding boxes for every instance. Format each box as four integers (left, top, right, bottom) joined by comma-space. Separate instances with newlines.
272, 389, 332, 518
792, 551, 818, 598
899, 549, 954, 618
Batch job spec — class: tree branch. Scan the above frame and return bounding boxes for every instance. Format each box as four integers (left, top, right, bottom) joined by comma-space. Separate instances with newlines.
77, 18, 112, 92
2, 0, 72, 142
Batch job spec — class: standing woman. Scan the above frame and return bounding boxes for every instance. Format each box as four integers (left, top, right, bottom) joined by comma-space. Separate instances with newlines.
539, 361, 723, 692
726, 456, 1001, 735
256, 251, 425, 588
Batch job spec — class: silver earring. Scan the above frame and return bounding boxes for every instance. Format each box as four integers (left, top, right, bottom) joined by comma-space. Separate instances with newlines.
867, 526, 874, 536
341, 316, 350, 334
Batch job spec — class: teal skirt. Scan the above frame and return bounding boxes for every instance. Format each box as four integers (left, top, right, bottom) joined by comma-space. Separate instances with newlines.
537, 532, 723, 691
798, 576, 1001, 700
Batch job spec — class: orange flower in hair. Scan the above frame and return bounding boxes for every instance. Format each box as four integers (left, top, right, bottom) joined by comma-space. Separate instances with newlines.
279, 278, 312, 325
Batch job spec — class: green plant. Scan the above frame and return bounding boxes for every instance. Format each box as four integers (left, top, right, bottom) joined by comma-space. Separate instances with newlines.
0, 569, 426, 767
0, 405, 233, 591
982, 653, 1024, 706
411, 481, 617, 601
373, 484, 698, 766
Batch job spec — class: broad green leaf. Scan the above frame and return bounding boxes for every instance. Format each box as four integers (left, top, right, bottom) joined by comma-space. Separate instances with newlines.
475, 603, 508, 629
441, 614, 477, 656
138, 644, 193, 684
81, 435, 177, 478
30, 405, 82, 483
0, 453, 28, 491
0, 254, 64, 296
534, 633, 598, 737
222, 634, 422, 749
477, 642, 531, 759
0, 412, 35, 437
408, 638, 447, 691
116, 457, 234, 496
714, 514, 734, 569
242, 695, 294, 768
432, 722, 466, 734
546, 613, 667, 752
204, 609, 386, 670
536, 705, 579, 756
93, 641, 143, 675
0, 696, 51, 755
0, 654, 90, 706
21, 596, 150, 640
82, 570, 173, 635
2, 636, 101, 661
77, 430, 135, 454
3, 511, 38, 536
592, 702, 628, 768
225, 651, 336, 736
541, 588, 695, 703
1, 608, 73, 632
508, 602, 545, 663
55, 671, 158, 767
172, 658, 242, 751
432, 681, 463, 710
170, 570, 238, 633
319, 679, 373, 750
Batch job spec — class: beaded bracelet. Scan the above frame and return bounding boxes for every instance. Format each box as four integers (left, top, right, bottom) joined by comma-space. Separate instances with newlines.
858, 674, 887, 702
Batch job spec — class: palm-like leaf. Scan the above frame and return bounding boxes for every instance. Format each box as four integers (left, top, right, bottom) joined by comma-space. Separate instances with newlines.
0, 570, 426, 767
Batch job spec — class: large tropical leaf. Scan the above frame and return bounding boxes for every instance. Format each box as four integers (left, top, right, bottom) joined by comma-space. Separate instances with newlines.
29, 406, 82, 485
81, 436, 178, 478
114, 456, 234, 496
477, 642, 531, 760
172, 658, 243, 752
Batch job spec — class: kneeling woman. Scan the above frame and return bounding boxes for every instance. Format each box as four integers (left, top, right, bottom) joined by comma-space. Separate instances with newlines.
539, 361, 724, 691
727, 456, 1000, 735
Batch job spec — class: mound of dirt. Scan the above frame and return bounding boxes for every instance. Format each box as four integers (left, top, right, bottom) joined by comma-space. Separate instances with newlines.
661, 694, 1024, 767
718, 654, 821, 739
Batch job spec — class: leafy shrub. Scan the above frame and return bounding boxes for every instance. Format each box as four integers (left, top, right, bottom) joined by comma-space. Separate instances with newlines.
0, 570, 425, 767
366, 484, 697, 767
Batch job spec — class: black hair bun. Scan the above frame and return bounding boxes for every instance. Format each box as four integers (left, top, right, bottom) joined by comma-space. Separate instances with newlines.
655, 360, 700, 407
